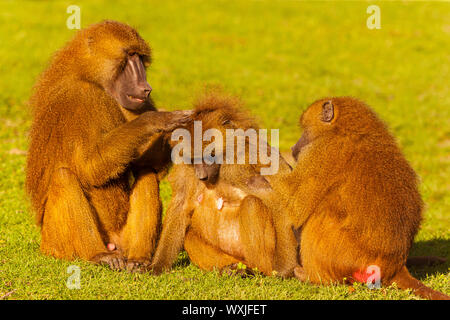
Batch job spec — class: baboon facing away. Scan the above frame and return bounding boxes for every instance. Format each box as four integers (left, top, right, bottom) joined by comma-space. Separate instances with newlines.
26, 20, 191, 270
247, 97, 449, 300
150, 92, 293, 275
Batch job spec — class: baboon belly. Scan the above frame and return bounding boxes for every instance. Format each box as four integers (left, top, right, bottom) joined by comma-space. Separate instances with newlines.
190, 204, 244, 260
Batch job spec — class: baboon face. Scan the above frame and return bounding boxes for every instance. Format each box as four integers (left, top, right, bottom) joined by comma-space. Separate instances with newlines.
291, 131, 310, 161
194, 162, 220, 184
77, 21, 153, 112
107, 52, 153, 111
187, 93, 258, 185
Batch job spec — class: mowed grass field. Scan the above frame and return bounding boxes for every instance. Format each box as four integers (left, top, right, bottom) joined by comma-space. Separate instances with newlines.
0, 0, 449, 300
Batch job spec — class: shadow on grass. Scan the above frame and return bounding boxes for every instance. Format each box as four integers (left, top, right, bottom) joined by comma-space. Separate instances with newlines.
174, 251, 191, 268
408, 238, 450, 279
171, 240, 449, 280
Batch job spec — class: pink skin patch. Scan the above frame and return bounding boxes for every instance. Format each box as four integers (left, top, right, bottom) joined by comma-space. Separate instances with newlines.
216, 197, 224, 210
197, 193, 203, 204
107, 243, 116, 251
352, 268, 377, 283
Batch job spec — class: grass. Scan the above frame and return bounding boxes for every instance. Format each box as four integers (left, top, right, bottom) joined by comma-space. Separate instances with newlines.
0, 0, 449, 300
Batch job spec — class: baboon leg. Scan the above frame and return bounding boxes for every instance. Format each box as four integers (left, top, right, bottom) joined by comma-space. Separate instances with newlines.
238, 196, 276, 276
120, 170, 161, 271
149, 179, 193, 274
41, 168, 109, 261
184, 230, 240, 271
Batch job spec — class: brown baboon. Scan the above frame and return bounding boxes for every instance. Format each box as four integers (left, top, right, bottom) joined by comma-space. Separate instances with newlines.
149, 92, 293, 275
25, 20, 191, 270
247, 97, 449, 300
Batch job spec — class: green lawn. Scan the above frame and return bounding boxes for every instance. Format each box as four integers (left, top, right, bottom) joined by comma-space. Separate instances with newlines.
0, 0, 449, 300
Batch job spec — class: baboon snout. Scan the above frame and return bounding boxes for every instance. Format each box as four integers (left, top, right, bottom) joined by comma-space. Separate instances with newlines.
137, 82, 152, 98
194, 163, 220, 183
291, 132, 310, 161
194, 164, 208, 180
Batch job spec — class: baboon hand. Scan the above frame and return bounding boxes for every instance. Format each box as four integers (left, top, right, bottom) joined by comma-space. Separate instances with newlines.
167, 110, 194, 129
144, 263, 166, 275
221, 263, 256, 278
141, 110, 193, 133
244, 175, 273, 198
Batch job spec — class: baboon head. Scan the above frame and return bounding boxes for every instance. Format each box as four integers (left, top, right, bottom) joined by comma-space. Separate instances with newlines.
77, 20, 154, 112
291, 97, 388, 161
188, 91, 258, 185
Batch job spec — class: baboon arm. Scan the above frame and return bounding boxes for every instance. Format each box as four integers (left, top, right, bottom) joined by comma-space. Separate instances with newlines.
150, 189, 194, 274
246, 174, 329, 229
284, 147, 342, 228
285, 177, 329, 229
74, 112, 165, 187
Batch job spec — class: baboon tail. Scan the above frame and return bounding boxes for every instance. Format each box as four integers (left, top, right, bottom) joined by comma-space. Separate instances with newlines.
391, 266, 449, 300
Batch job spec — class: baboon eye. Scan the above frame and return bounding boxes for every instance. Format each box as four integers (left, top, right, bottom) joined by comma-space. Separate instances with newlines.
118, 59, 127, 72
142, 56, 150, 67
222, 119, 231, 125
128, 51, 137, 57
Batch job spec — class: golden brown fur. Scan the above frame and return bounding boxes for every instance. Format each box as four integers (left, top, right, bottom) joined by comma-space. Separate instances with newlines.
26, 20, 189, 270
150, 91, 292, 275
248, 97, 449, 299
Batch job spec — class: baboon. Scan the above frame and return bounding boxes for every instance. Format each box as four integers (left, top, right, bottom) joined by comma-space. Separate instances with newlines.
25, 20, 191, 270
247, 97, 449, 300
149, 92, 293, 275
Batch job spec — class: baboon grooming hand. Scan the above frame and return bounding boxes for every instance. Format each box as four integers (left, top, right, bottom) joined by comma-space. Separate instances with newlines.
138, 110, 193, 133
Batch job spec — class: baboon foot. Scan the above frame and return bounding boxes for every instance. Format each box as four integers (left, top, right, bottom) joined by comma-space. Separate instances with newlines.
92, 252, 127, 270
221, 263, 256, 278
126, 258, 151, 273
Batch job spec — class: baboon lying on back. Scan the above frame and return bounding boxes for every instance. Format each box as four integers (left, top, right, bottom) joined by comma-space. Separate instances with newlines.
246, 97, 449, 300
150, 92, 293, 275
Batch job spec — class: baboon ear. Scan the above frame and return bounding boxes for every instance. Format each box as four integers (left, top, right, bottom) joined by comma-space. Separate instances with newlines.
321, 100, 334, 123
